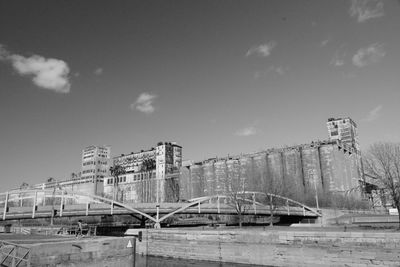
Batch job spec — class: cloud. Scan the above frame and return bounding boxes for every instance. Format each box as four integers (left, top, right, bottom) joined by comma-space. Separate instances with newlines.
320, 39, 330, 47
352, 43, 385, 67
362, 105, 382, 122
349, 0, 384, 22
254, 65, 287, 78
235, 125, 257, 137
130, 92, 158, 114
330, 52, 346, 67
0, 44, 71, 93
246, 41, 277, 57
94, 67, 103, 75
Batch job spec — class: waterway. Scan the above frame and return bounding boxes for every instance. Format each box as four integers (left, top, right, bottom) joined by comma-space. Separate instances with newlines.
137, 255, 266, 266
102, 254, 267, 267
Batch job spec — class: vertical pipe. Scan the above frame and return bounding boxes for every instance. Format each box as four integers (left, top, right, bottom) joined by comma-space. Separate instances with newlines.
60, 192, 64, 217
317, 145, 325, 189
253, 193, 257, 215
217, 196, 220, 214
286, 199, 290, 215
32, 191, 37, 219
281, 151, 286, 185
3, 192, 9, 220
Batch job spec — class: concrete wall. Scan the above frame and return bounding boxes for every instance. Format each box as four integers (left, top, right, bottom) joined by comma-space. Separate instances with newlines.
136, 229, 400, 266
180, 142, 361, 203
29, 237, 135, 267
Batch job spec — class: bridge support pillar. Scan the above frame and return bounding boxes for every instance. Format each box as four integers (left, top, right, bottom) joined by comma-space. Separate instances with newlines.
154, 204, 161, 228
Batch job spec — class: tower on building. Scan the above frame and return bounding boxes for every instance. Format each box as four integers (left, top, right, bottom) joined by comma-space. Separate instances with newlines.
327, 117, 359, 152
81, 145, 111, 194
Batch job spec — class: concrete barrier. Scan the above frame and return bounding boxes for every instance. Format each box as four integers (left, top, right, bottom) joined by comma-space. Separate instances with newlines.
29, 236, 135, 266
136, 228, 400, 266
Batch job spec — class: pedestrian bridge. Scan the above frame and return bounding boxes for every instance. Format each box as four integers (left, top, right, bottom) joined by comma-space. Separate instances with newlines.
0, 189, 321, 227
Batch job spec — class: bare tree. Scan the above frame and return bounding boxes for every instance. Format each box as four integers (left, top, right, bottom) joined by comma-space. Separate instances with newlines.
226, 159, 249, 228
364, 142, 400, 228
110, 165, 126, 202
263, 175, 285, 227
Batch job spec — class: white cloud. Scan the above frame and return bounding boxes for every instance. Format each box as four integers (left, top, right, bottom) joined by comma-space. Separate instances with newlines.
349, 0, 384, 22
0, 44, 10, 60
254, 65, 287, 78
274, 67, 286, 75
94, 67, 103, 75
246, 41, 277, 57
330, 52, 346, 67
0, 44, 71, 93
331, 58, 345, 67
320, 39, 330, 47
235, 126, 257, 137
130, 92, 158, 114
362, 105, 382, 122
352, 43, 385, 67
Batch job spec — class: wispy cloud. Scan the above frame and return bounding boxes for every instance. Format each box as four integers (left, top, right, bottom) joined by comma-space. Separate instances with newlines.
130, 92, 158, 114
352, 43, 385, 67
254, 65, 287, 78
246, 41, 277, 57
94, 67, 103, 75
320, 38, 330, 47
330, 51, 346, 67
0, 44, 71, 93
362, 105, 382, 122
349, 0, 384, 22
235, 125, 258, 137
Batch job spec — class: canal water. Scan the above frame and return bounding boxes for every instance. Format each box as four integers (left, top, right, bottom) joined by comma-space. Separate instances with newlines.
135, 254, 266, 266
101, 254, 267, 267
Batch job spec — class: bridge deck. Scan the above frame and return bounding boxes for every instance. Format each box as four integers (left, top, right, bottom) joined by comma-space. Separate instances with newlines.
2, 202, 318, 221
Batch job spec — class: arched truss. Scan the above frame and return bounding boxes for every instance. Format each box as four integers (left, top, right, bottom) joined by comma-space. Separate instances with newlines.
0, 189, 157, 223
158, 191, 321, 224
0, 189, 321, 227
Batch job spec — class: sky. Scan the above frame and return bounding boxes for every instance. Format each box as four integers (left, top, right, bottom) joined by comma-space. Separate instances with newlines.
1, 0, 400, 190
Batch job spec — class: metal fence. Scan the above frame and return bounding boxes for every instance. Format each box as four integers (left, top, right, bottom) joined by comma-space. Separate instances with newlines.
0, 240, 30, 267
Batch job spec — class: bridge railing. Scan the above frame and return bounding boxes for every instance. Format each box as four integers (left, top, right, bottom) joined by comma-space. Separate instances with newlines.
0, 189, 158, 223
187, 191, 321, 217
0, 240, 30, 267
0, 189, 321, 228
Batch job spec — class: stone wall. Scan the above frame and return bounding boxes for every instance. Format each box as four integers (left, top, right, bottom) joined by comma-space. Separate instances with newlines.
29, 237, 135, 266
136, 229, 400, 266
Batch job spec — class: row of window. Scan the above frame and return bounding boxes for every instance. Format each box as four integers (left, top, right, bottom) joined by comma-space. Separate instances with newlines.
83, 160, 108, 166
106, 176, 127, 184
82, 175, 105, 179
106, 171, 157, 185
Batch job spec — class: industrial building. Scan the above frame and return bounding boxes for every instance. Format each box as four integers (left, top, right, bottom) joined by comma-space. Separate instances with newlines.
28, 117, 363, 207
103, 142, 182, 203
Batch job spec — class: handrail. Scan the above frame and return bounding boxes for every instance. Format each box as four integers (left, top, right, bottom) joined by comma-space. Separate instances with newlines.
189, 191, 322, 217
0, 189, 158, 223
0, 189, 321, 228
0, 240, 30, 266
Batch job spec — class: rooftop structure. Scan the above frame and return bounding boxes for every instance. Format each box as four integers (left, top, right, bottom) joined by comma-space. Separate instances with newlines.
327, 117, 359, 152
